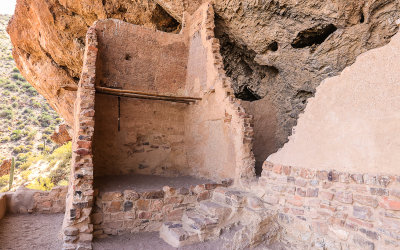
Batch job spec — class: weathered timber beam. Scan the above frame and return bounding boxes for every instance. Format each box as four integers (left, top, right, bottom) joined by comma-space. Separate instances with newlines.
95, 86, 201, 103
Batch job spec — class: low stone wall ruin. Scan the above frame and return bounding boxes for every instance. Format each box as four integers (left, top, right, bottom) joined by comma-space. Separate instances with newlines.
0, 186, 67, 216
92, 182, 228, 238
252, 161, 400, 249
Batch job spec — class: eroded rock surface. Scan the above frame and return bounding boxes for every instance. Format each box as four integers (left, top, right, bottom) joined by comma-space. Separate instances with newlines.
50, 124, 72, 145
7, 0, 180, 125
8, 0, 400, 161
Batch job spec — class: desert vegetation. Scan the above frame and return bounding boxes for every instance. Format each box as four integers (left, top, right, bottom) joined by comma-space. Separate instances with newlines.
0, 15, 70, 192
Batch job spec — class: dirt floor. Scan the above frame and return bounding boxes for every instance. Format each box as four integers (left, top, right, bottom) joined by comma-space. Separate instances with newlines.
0, 213, 64, 250
95, 174, 213, 193
93, 228, 288, 250
93, 231, 223, 250
0, 213, 287, 250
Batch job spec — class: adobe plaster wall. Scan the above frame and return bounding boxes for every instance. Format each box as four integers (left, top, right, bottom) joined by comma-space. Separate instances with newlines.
184, 3, 255, 182
268, 30, 400, 175
95, 19, 188, 96
62, 3, 256, 248
92, 4, 255, 182
93, 95, 188, 177
242, 99, 279, 175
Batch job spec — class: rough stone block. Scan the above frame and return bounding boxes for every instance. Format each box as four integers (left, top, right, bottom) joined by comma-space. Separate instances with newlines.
353, 235, 375, 250
379, 197, 400, 211
334, 191, 353, 204
160, 222, 199, 248
353, 206, 374, 221
199, 200, 232, 218
353, 194, 378, 208
64, 227, 79, 236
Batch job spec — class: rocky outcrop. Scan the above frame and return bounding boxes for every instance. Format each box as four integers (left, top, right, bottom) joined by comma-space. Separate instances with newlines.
8, 0, 400, 159
7, 0, 180, 125
50, 124, 72, 145
0, 159, 11, 177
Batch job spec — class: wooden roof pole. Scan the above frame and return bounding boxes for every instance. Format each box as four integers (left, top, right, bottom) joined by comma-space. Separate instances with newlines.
95, 86, 202, 103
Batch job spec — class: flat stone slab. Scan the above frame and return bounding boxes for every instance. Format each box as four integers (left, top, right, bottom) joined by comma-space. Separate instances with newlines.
95, 174, 214, 193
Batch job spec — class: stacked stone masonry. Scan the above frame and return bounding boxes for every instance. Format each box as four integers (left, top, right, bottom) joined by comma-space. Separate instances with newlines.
62, 26, 98, 250
255, 161, 400, 249
62, 2, 256, 249
1, 186, 67, 215
92, 182, 230, 238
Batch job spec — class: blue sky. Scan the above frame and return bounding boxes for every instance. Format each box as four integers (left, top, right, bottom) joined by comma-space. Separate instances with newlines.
0, 0, 16, 15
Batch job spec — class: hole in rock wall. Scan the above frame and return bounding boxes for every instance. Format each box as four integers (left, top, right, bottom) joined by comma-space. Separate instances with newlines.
266, 41, 279, 52
360, 12, 365, 23
291, 24, 337, 48
151, 4, 181, 33
215, 32, 279, 102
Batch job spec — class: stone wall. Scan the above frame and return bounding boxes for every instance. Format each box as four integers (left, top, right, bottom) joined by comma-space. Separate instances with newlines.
92, 182, 227, 238
93, 96, 188, 177
4, 186, 67, 214
184, 3, 255, 182
95, 19, 189, 96
91, 3, 255, 183
267, 30, 400, 175
62, 3, 256, 248
251, 161, 400, 249
62, 26, 98, 250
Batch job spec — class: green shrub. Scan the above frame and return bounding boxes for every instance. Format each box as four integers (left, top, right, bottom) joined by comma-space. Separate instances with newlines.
32, 101, 41, 108
11, 73, 25, 81
0, 109, 13, 120
1, 136, 10, 143
43, 127, 53, 135
48, 142, 72, 185
0, 175, 9, 187
12, 67, 19, 73
19, 154, 44, 171
23, 108, 32, 114
0, 78, 10, 86
10, 130, 23, 141
38, 113, 52, 127
26, 177, 54, 191
26, 87, 38, 96
13, 146, 28, 154
21, 170, 31, 181
27, 130, 37, 141
4, 83, 18, 91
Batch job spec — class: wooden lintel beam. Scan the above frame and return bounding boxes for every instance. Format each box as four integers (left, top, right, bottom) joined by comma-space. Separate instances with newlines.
95, 86, 201, 103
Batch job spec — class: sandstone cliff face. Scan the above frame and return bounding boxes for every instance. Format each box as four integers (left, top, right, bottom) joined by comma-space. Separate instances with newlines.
7, 0, 180, 124
8, 0, 400, 161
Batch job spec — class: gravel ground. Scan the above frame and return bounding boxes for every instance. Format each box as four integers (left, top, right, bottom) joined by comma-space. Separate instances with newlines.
0, 213, 64, 250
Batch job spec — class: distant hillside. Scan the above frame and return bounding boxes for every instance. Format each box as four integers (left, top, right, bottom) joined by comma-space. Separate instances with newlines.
0, 15, 70, 192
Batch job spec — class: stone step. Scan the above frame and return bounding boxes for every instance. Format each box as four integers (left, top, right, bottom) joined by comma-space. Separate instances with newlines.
182, 209, 219, 234
198, 200, 232, 219
211, 187, 248, 208
159, 222, 199, 248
